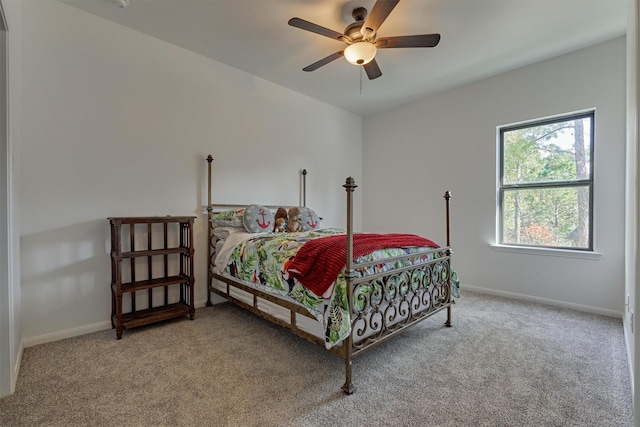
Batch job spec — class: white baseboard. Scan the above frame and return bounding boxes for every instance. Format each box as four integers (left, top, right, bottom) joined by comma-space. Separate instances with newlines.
22, 299, 213, 349
461, 283, 623, 318
21, 289, 620, 348
11, 341, 22, 394
22, 320, 113, 348
195, 298, 211, 307
622, 317, 634, 400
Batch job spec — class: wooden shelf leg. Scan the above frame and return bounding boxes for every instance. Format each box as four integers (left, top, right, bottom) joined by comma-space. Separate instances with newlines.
116, 293, 123, 340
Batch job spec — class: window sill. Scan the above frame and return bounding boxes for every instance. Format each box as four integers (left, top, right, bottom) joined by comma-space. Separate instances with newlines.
490, 244, 602, 260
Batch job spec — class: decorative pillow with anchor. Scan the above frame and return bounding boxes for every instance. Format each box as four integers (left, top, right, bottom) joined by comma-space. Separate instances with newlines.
243, 205, 275, 233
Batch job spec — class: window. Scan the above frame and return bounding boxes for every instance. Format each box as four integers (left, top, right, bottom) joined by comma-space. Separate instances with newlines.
498, 111, 594, 250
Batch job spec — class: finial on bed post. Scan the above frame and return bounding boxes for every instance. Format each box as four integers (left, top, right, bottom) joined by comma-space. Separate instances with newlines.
343, 177, 357, 192
302, 169, 307, 207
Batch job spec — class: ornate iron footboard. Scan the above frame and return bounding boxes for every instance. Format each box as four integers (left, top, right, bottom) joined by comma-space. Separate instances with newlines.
348, 247, 452, 349
204, 155, 454, 394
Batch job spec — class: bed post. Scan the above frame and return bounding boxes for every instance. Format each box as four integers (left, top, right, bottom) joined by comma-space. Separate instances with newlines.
444, 190, 452, 327
302, 169, 307, 207
206, 155, 214, 307
341, 176, 357, 395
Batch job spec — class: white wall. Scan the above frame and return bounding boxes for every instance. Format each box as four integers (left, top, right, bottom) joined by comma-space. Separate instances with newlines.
0, 13, 9, 399
19, 0, 362, 344
628, 0, 640, 421
0, 0, 22, 398
363, 37, 626, 315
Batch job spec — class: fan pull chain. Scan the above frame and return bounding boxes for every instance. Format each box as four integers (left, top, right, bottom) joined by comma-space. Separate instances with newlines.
360, 66, 363, 95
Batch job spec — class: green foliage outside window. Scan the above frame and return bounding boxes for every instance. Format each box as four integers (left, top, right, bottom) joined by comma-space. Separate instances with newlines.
499, 112, 593, 250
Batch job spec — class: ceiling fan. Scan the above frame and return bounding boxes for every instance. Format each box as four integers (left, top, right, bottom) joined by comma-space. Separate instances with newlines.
288, 0, 440, 80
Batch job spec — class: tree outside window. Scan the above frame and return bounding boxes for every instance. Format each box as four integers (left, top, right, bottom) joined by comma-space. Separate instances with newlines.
498, 111, 594, 250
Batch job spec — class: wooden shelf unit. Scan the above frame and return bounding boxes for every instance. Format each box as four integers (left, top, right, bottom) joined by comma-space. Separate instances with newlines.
109, 216, 196, 339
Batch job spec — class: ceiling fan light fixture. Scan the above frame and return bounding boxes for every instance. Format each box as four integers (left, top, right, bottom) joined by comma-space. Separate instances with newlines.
344, 41, 377, 65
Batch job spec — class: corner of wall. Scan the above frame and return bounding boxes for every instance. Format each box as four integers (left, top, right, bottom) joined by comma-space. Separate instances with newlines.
624, 316, 635, 399
11, 340, 22, 393
627, 0, 639, 420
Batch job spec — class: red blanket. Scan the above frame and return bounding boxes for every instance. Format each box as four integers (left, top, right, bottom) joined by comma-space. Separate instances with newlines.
286, 233, 439, 297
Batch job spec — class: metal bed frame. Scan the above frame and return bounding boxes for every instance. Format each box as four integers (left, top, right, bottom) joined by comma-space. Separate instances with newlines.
205, 154, 454, 394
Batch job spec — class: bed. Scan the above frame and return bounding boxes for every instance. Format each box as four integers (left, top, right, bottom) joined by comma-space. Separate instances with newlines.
204, 155, 459, 394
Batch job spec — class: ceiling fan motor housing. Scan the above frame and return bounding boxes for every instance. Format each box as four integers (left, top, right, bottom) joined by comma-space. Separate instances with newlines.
352, 7, 367, 22
344, 21, 365, 42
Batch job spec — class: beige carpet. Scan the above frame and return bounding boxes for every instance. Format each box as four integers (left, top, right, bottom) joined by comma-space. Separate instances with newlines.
0, 290, 633, 426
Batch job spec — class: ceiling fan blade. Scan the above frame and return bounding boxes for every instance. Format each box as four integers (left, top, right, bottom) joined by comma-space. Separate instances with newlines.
288, 18, 345, 41
363, 59, 382, 80
303, 51, 344, 72
361, 0, 400, 36
376, 34, 441, 48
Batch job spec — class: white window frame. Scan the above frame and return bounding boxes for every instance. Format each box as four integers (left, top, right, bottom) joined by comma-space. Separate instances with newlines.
496, 110, 595, 253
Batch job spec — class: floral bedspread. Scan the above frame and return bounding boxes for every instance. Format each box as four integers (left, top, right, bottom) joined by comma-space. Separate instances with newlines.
219, 228, 459, 348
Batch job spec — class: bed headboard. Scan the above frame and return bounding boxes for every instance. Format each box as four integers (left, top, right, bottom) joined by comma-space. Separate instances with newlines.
205, 154, 307, 214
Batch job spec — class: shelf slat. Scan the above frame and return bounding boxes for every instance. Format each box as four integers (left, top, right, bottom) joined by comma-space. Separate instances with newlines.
113, 275, 191, 293
117, 303, 191, 329
108, 216, 195, 224
116, 247, 190, 258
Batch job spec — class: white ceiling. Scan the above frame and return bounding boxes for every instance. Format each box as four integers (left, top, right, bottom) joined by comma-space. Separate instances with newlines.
58, 0, 628, 117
